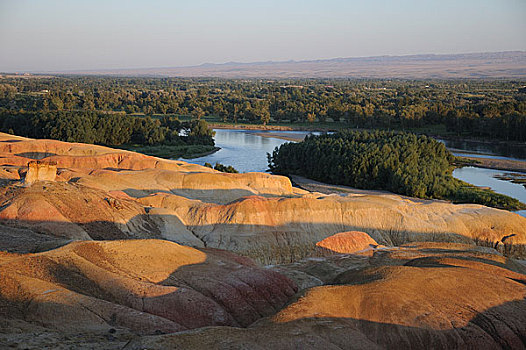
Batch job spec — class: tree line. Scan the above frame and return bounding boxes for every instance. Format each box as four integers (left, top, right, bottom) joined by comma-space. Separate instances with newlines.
267, 130, 525, 210
1, 77, 525, 141
0, 109, 215, 147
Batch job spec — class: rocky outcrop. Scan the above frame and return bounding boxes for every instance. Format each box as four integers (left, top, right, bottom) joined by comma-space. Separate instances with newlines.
0, 240, 297, 336
24, 160, 57, 184
315, 231, 379, 255
2, 134, 526, 349
67, 168, 296, 203
1, 242, 524, 349
0, 182, 160, 245
0, 227, 524, 349
167, 194, 526, 263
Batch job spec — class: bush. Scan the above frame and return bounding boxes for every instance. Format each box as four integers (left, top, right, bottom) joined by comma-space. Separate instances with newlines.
205, 162, 239, 173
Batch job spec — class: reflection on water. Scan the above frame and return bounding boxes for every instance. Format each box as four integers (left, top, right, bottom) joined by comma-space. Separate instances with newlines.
453, 167, 526, 217
182, 130, 294, 173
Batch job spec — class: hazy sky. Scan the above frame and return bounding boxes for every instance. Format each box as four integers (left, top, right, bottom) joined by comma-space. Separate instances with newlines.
1, 0, 525, 72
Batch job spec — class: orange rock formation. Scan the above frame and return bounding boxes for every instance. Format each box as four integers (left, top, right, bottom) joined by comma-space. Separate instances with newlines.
315, 231, 379, 254
24, 160, 57, 184
0, 133, 525, 349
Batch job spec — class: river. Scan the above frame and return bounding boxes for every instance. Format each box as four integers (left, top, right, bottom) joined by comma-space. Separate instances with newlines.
182, 129, 319, 173
182, 129, 526, 217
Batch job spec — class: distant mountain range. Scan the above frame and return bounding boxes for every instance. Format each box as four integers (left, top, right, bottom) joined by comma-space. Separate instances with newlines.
55, 51, 526, 79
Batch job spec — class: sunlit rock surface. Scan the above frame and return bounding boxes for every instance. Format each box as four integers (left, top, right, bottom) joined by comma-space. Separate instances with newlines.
0, 134, 526, 349
24, 160, 57, 184
0, 133, 525, 349
315, 230, 380, 255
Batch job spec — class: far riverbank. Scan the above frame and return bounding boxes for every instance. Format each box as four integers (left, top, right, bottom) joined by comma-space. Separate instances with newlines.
209, 122, 526, 157
209, 123, 331, 132
254, 132, 308, 142
119, 144, 220, 160
461, 157, 526, 173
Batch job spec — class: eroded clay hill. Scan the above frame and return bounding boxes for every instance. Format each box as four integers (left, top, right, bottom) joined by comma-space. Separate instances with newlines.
0, 240, 297, 336
0, 132, 525, 263
124, 243, 526, 350
0, 134, 525, 349
3, 242, 522, 349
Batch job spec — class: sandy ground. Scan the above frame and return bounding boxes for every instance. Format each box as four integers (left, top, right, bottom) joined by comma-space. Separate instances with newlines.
254, 132, 308, 142
290, 175, 437, 204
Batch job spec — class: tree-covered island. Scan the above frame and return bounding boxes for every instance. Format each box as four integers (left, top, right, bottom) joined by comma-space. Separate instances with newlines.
268, 130, 526, 210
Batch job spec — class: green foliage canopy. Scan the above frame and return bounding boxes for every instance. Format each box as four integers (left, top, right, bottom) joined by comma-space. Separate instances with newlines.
0, 109, 215, 147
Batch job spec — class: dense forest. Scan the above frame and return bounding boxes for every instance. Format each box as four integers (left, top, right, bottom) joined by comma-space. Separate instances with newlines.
268, 130, 525, 210
0, 76, 525, 141
0, 109, 215, 160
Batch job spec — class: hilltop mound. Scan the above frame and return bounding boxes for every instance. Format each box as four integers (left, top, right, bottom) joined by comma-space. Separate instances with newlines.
315, 231, 380, 255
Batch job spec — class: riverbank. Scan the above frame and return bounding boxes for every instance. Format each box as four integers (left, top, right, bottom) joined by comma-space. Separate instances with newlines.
254, 132, 308, 142
460, 156, 526, 173
209, 123, 335, 132
436, 134, 526, 149
118, 144, 220, 160
180, 146, 221, 159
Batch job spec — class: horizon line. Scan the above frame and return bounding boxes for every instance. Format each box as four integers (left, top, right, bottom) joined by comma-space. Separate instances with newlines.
5, 50, 525, 75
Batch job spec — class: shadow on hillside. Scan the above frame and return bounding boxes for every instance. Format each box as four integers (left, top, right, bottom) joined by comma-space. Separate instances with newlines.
3, 246, 525, 349
1, 213, 526, 264
120, 187, 261, 203
15, 152, 57, 159
240, 299, 526, 349
0, 241, 296, 336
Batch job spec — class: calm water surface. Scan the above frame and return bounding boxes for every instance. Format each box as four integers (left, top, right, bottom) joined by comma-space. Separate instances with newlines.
453, 167, 526, 217
183, 129, 526, 217
182, 129, 309, 173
